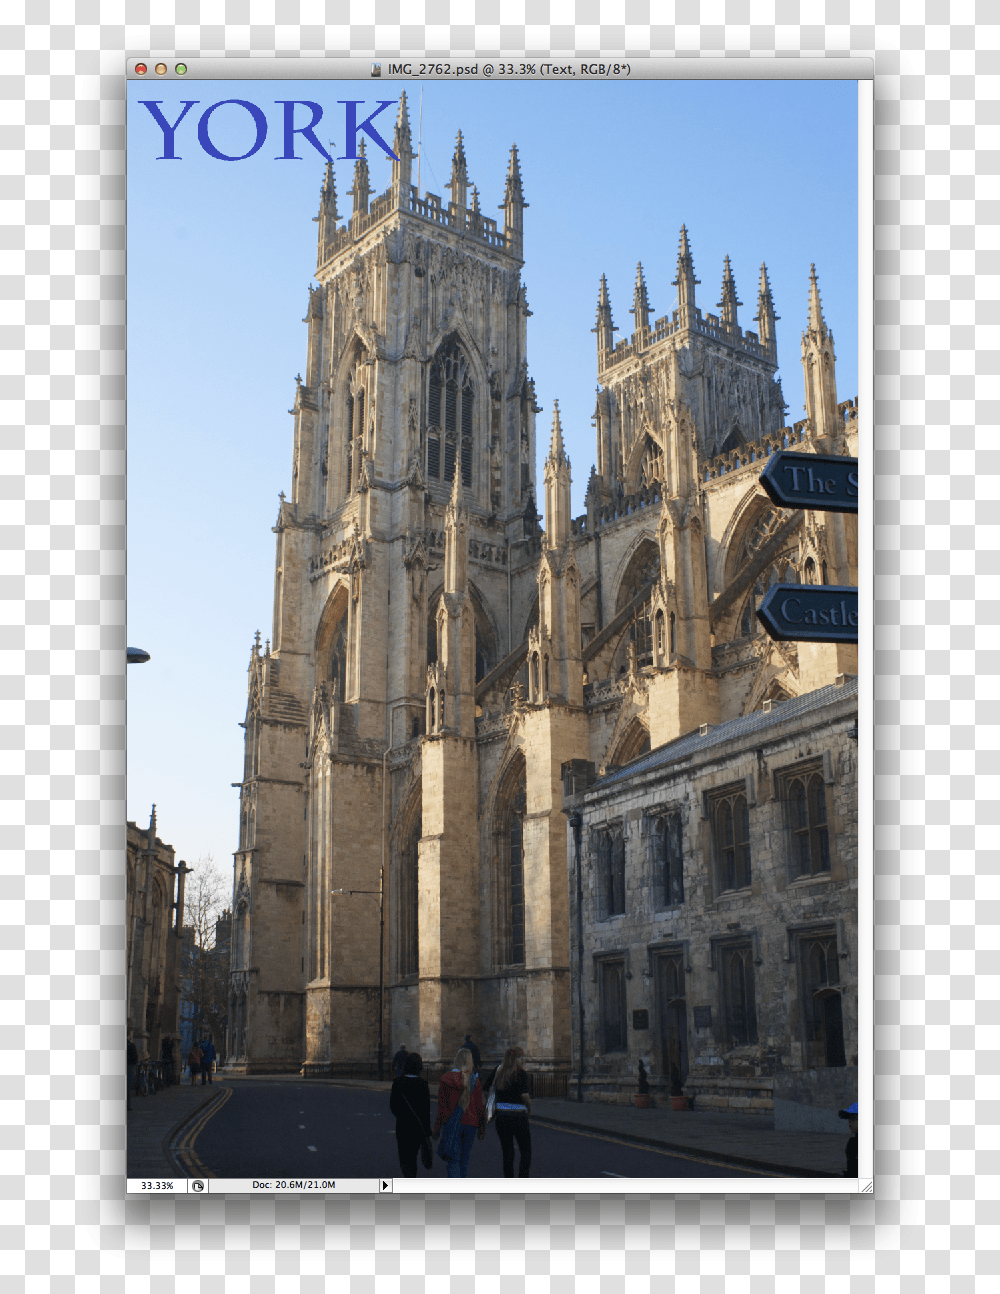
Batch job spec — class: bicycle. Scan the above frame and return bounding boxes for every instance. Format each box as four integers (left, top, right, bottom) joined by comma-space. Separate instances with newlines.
136, 1061, 151, 1097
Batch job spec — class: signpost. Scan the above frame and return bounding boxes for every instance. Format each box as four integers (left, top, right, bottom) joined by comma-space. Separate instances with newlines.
758, 451, 858, 514
755, 584, 858, 645
756, 451, 860, 647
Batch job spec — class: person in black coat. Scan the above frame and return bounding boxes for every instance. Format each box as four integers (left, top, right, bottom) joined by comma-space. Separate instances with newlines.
464, 1033, 481, 1074
389, 1052, 432, 1177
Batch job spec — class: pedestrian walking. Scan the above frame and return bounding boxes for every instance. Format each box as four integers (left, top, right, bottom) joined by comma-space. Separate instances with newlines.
463, 1033, 481, 1074
389, 1052, 432, 1177
492, 1046, 532, 1177
200, 1036, 216, 1085
392, 1043, 409, 1079
188, 1040, 203, 1086
433, 1047, 485, 1178
838, 1101, 858, 1177
126, 1024, 138, 1112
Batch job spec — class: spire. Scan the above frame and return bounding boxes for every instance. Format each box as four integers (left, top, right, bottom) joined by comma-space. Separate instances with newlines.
753, 262, 779, 357
717, 255, 741, 328
316, 160, 339, 263
672, 224, 700, 317
801, 264, 838, 439
593, 274, 617, 355
500, 144, 527, 258
349, 138, 370, 218
470, 184, 480, 213
630, 262, 654, 333
447, 129, 469, 212
548, 399, 568, 467
391, 92, 413, 198
806, 262, 830, 339
444, 465, 468, 595
544, 399, 572, 549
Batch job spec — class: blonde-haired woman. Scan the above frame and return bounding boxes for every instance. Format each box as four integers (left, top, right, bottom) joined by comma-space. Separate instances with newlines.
492, 1047, 532, 1177
433, 1046, 485, 1177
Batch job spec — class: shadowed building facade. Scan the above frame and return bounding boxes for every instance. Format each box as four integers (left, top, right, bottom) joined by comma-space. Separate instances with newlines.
226, 103, 859, 1121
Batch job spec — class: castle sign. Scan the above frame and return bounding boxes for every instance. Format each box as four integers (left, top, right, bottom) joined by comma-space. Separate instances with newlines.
759, 451, 858, 514
756, 584, 859, 644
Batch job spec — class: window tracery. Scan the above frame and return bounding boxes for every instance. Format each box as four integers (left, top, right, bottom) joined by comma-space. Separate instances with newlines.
426, 337, 474, 488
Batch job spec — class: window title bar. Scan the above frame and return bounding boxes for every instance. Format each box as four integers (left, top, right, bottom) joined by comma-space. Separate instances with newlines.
127, 56, 874, 82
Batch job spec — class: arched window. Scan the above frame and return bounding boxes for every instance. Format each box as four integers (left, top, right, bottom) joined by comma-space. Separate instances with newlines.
426, 337, 474, 487
799, 931, 846, 1067
345, 355, 367, 498
713, 790, 751, 891
655, 813, 684, 907
788, 772, 831, 875
599, 830, 626, 919
720, 943, 758, 1047
804, 557, 816, 584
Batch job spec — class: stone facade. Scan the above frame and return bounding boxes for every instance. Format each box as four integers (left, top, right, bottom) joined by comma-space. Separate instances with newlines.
127, 808, 184, 1065
226, 100, 860, 1119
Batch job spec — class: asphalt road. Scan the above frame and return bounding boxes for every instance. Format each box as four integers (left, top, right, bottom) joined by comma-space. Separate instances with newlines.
189, 1081, 763, 1180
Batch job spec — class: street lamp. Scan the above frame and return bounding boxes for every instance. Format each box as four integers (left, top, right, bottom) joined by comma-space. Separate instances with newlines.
331, 866, 385, 1081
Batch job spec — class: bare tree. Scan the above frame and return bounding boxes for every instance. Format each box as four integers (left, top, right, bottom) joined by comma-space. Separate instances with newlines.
180, 854, 231, 1061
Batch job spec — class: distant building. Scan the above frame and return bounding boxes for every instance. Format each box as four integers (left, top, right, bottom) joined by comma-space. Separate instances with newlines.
126, 807, 186, 1064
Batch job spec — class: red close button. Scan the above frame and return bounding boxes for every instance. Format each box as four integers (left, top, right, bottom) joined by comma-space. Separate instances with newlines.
135, 63, 147, 74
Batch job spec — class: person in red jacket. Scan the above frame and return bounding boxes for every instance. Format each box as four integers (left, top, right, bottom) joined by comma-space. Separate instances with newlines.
432, 1047, 485, 1178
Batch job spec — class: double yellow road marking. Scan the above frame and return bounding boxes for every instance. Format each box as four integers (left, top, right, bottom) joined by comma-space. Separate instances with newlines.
172, 1086, 233, 1178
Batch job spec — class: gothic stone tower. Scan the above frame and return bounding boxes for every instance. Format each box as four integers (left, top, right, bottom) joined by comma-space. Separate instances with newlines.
227, 101, 545, 1073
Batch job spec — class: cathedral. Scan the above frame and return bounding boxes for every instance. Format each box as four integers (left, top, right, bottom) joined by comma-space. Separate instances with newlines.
225, 97, 859, 1120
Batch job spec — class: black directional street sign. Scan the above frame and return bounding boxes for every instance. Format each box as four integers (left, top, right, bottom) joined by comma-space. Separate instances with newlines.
756, 584, 858, 645
759, 451, 858, 514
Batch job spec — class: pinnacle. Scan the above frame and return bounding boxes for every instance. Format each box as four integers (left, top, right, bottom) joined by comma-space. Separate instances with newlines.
449, 461, 463, 510
549, 399, 567, 464
807, 262, 827, 332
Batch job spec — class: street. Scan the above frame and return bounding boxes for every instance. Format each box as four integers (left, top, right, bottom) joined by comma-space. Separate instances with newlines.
187, 1081, 766, 1179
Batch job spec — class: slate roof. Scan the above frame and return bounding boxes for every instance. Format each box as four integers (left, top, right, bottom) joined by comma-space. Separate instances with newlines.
595, 676, 859, 791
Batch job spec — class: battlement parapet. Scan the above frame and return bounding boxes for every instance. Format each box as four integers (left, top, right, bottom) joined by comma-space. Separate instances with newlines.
701, 398, 858, 483
599, 307, 773, 375
319, 184, 509, 268
589, 482, 664, 532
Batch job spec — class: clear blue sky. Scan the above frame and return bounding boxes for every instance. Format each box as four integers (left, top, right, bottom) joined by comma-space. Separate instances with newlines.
127, 77, 859, 870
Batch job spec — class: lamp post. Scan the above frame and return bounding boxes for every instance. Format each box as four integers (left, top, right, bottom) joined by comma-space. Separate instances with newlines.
331, 866, 385, 1081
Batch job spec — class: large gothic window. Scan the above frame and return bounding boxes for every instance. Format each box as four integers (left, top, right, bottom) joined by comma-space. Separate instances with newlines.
733, 506, 798, 640
427, 337, 474, 488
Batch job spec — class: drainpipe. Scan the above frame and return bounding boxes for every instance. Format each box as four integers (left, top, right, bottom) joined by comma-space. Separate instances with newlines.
570, 811, 585, 1102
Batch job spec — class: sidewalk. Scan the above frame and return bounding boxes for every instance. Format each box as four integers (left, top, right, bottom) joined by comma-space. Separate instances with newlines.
127, 1078, 229, 1179
223, 1074, 847, 1178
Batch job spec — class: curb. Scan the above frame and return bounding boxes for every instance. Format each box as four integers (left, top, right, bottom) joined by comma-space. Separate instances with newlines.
529, 1114, 839, 1179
